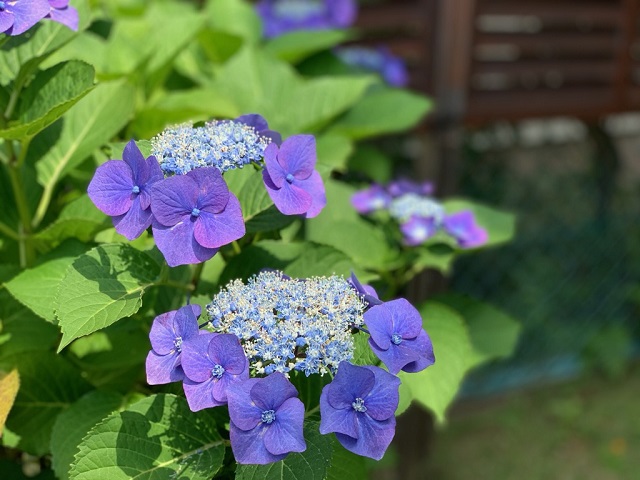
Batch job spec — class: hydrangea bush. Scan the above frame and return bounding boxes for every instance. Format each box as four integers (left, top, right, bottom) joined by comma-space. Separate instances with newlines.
0, 0, 520, 478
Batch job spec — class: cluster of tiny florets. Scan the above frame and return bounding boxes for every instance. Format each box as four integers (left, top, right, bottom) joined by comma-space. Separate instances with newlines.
206, 271, 367, 376
151, 121, 271, 175
388, 193, 445, 223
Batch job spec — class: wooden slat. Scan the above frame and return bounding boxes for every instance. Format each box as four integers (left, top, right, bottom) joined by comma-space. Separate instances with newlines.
357, 3, 425, 30
473, 60, 615, 79
477, 1, 622, 24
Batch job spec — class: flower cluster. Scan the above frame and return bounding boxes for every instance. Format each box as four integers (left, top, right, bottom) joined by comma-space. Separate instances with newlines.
352, 179, 488, 248
0, 0, 78, 36
145, 271, 435, 464
256, 0, 357, 38
335, 46, 409, 88
88, 114, 326, 266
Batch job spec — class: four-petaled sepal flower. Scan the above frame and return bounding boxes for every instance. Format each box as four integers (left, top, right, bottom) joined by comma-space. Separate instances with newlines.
350, 184, 391, 215
400, 216, 438, 246
151, 167, 245, 266
442, 211, 488, 249
88, 140, 163, 240
364, 299, 435, 374
227, 373, 306, 464
262, 134, 326, 218
145, 304, 201, 385
319, 361, 400, 460
181, 333, 249, 411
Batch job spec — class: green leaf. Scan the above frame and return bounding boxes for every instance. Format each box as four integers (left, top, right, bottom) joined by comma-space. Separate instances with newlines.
316, 134, 353, 172
224, 167, 275, 221
5, 240, 89, 323
235, 421, 332, 480
289, 371, 331, 412
351, 331, 378, 366
51, 391, 124, 480
396, 380, 412, 416
284, 244, 366, 279
70, 394, 226, 480
442, 199, 516, 247
266, 30, 350, 64
205, 0, 262, 43
55, 244, 162, 351
399, 302, 474, 422
1, 61, 94, 140
436, 294, 521, 368
326, 438, 368, 480
2, 352, 91, 455
330, 89, 433, 139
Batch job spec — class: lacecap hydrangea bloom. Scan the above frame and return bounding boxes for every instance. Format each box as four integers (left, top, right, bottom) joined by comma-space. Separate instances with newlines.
0, 0, 78, 36
335, 46, 409, 88
257, 0, 357, 38
145, 270, 435, 463
352, 179, 488, 248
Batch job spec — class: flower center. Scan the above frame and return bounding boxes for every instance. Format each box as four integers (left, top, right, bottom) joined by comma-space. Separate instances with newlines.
174, 336, 183, 352
211, 364, 225, 379
352, 397, 367, 413
191, 207, 200, 217
285, 173, 295, 184
391, 333, 403, 345
131, 185, 140, 194
261, 409, 276, 424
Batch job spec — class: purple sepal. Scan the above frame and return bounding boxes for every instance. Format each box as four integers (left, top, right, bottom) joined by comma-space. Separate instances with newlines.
400, 216, 438, 246
46, 0, 78, 30
235, 114, 282, 146
364, 299, 435, 374
0, 0, 50, 36
348, 272, 383, 307
442, 211, 488, 248
351, 184, 391, 214
387, 179, 434, 198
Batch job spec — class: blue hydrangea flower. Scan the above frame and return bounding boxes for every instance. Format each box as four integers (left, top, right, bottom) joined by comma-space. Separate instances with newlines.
206, 271, 366, 376
442, 211, 488, 248
181, 333, 249, 412
350, 184, 391, 215
227, 373, 306, 464
335, 46, 409, 88
146, 305, 201, 385
0, 0, 50, 36
262, 134, 326, 218
364, 299, 435, 374
257, 0, 357, 38
88, 140, 164, 240
150, 167, 245, 267
400, 215, 438, 246
319, 361, 400, 460
150, 118, 273, 176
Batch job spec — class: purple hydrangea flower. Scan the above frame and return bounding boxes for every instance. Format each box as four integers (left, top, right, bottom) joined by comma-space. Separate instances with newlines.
442, 211, 488, 248
351, 184, 391, 215
235, 113, 282, 146
387, 179, 434, 198
88, 140, 163, 240
262, 134, 326, 218
46, 0, 78, 30
400, 216, 438, 246
227, 373, 306, 464
150, 167, 245, 267
335, 46, 409, 88
349, 272, 382, 307
145, 304, 201, 385
319, 361, 400, 460
181, 333, 249, 412
0, 0, 50, 36
257, 0, 357, 38
364, 299, 435, 374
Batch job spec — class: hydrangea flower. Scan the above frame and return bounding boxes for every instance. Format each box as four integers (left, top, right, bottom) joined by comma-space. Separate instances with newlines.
388, 193, 445, 224
319, 361, 400, 460
350, 184, 391, 215
207, 271, 366, 376
364, 299, 435, 374
262, 134, 326, 218
387, 179, 434, 198
46, 0, 78, 30
443, 211, 489, 248
400, 216, 438, 246
257, 0, 357, 38
150, 167, 245, 267
181, 333, 249, 411
227, 373, 306, 464
0, 0, 50, 36
150, 118, 273, 176
335, 46, 409, 88
88, 140, 163, 240
146, 305, 201, 385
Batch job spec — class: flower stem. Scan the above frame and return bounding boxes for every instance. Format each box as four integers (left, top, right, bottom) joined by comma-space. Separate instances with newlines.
232, 240, 241, 255
0, 220, 19, 241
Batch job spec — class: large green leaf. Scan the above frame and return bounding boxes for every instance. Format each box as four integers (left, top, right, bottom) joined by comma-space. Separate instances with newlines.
69, 394, 226, 480
266, 30, 350, 64
316, 134, 353, 172
5, 240, 89, 322
0, 61, 94, 140
326, 438, 368, 480
435, 294, 521, 368
51, 391, 124, 480
205, 0, 262, 43
55, 244, 162, 351
2, 352, 91, 456
31, 80, 136, 225
235, 421, 332, 480
224, 167, 274, 221
399, 302, 474, 423
330, 89, 433, 139
442, 199, 516, 247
